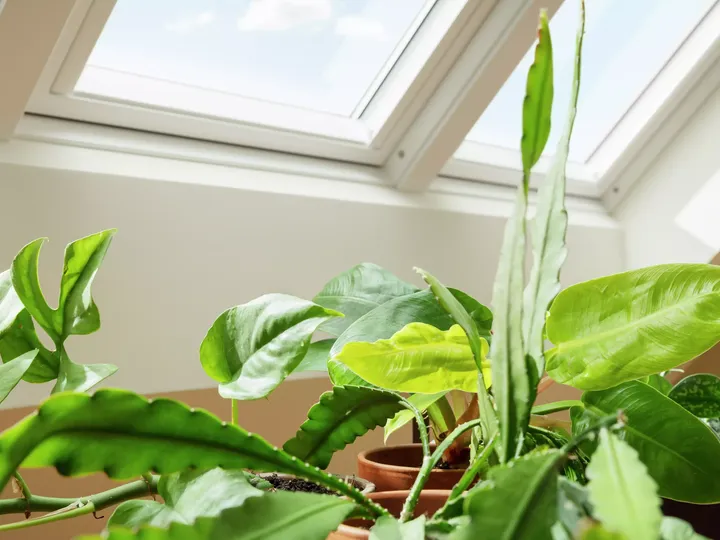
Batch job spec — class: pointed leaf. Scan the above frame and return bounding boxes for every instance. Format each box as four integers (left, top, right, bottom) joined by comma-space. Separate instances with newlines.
51, 350, 117, 393
586, 428, 662, 540
660, 517, 710, 540
283, 385, 405, 469
582, 381, 720, 503
333, 323, 490, 394
524, 3, 584, 377
327, 358, 372, 387
0, 310, 58, 382
384, 392, 446, 443
314, 263, 418, 336
200, 294, 341, 400
109, 468, 262, 528
668, 374, 720, 418
0, 270, 23, 337
294, 339, 334, 373
0, 350, 37, 404
546, 264, 720, 391
370, 515, 426, 540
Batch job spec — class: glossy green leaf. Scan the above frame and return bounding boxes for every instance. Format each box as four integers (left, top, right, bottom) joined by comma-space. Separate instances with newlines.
668, 374, 720, 418
457, 449, 563, 540
660, 517, 710, 540
546, 264, 720, 391
586, 428, 662, 540
0, 310, 58, 383
333, 323, 491, 394
314, 263, 418, 336
283, 385, 405, 469
0, 350, 36, 404
109, 468, 262, 528
0, 388, 385, 507
370, 516, 426, 540
200, 294, 341, 400
384, 392, 446, 443
643, 374, 672, 395
294, 339, 334, 373
0, 270, 23, 337
582, 381, 720, 503
91, 491, 354, 540
327, 358, 372, 387
51, 349, 117, 393
523, 3, 584, 378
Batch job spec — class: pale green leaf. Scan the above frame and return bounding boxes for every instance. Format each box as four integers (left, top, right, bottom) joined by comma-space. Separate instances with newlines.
668, 373, 720, 418
294, 339, 334, 373
660, 517, 710, 540
384, 392, 446, 443
370, 515, 426, 540
0, 350, 36, 404
0, 270, 23, 338
51, 349, 117, 393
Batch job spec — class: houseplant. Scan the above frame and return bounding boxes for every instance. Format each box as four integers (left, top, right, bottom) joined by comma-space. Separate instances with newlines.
0, 2, 719, 539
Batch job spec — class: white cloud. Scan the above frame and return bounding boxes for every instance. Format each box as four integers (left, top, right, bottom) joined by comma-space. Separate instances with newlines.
238, 0, 332, 32
334, 16, 387, 41
165, 11, 215, 34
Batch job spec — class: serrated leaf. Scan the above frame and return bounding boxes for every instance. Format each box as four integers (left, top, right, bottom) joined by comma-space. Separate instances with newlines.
283, 385, 404, 469
370, 515, 426, 540
109, 468, 262, 528
51, 349, 117, 393
0, 350, 37, 404
668, 374, 720, 418
294, 339, 334, 373
384, 392, 446, 443
660, 517, 710, 540
586, 429, 662, 540
333, 323, 490, 394
546, 264, 720, 391
0, 310, 58, 382
200, 294, 341, 400
314, 263, 419, 336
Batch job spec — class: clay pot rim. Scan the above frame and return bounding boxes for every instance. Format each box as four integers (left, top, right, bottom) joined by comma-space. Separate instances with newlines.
358, 444, 465, 476
258, 472, 375, 495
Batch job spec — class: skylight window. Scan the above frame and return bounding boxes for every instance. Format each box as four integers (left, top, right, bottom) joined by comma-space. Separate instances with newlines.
464, 0, 714, 163
75, 0, 433, 118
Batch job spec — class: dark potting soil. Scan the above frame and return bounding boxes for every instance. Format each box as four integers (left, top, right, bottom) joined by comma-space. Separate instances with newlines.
264, 474, 336, 495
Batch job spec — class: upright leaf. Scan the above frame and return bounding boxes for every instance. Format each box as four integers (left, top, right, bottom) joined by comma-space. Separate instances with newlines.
546, 264, 720, 391
314, 263, 418, 336
283, 385, 405, 469
384, 392, 446, 442
668, 374, 720, 418
0, 350, 37, 404
200, 294, 341, 400
582, 381, 720, 503
51, 349, 117, 393
0, 310, 58, 383
586, 428, 662, 540
523, 2, 584, 378
370, 516, 426, 540
333, 323, 490, 394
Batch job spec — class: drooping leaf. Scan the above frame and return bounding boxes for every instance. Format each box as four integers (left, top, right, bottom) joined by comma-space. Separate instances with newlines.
109, 468, 263, 528
384, 392, 446, 443
370, 515, 426, 540
314, 263, 418, 336
660, 517, 710, 540
546, 264, 720, 391
0, 350, 37, 404
51, 349, 118, 393
0, 310, 58, 382
91, 491, 354, 540
456, 449, 563, 540
523, 3, 584, 378
200, 294, 341, 400
582, 381, 720, 503
0, 269, 23, 337
294, 339, 335, 373
643, 374, 672, 395
0, 389, 385, 508
586, 428, 662, 540
668, 374, 720, 418
283, 385, 405, 469
333, 323, 490, 394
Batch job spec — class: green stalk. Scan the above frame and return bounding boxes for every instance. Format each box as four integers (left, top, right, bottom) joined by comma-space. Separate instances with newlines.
0, 501, 96, 532
231, 399, 239, 426
427, 397, 456, 439
12, 472, 31, 501
399, 419, 482, 522
402, 398, 430, 457
447, 435, 497, 500
531, 400, 583, 415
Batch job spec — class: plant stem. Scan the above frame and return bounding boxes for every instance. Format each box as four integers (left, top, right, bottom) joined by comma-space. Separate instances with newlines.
231, 399, 239, 426
447, 435, 497, 500
561, 414, 618, 454
402, 398, 430, 457
531, 400, 583, 415
12, 473, 31, 501
399, 419, 482, 522
0, 501, 95, 531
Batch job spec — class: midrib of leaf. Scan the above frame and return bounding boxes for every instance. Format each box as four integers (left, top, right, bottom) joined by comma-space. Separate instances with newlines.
604, 432, 640, 529
314, 295, 381, 307
238, 499, 349, 540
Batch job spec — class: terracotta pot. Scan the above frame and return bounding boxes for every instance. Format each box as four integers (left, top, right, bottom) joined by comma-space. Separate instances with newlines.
258, 473, 375, 495
358, 444, 465, 491
328, 489, 451, 539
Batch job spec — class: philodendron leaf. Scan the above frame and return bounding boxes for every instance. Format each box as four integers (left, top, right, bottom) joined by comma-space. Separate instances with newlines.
546, 264, 720, 391
92, 491, 354, 540
333, 323, 491, 394
523, 2, 584, 378
586, 428, 662, 540
200, 294, 341, 400
51, 350, 118, 393
109, 468, 263, 528
0, 350, 37, 404
0, 389, 384, 507
370, 515, 426, 540
294, 339, 335, 373
660, 517, 710, 540
668, 374, 720, 418
384, 392, 446, 443
314, 263, 418, 336
283, 385, 405, 469
582, 381, 720, 503
457, 448, 564, 540
0, 310, 58, 383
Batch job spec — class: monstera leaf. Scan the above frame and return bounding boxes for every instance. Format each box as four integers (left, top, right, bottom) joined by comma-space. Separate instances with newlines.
51, 349, 118, 393
0, 350, 37, 404
0, 309, 58, 383
546, 264, 720, 391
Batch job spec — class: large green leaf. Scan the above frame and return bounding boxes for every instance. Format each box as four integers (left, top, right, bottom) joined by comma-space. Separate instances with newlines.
91, 491, 354, 540
384, 392, 446, 443
660, 517, 710, 540
200, 294, 341, 400
582, 381, 720, 503
51, 349, 117, 393
0, 389, 385, 512
668, 374, 720, 418
546, 264, 720, 391
294, 339, 334, 373
457, 449, 563, 540
0, 310, 58, 383
370, 516, 426, 540
586, 428, 662, 540
109, 468, 263, 528
283, 385, 405, 469
314, 263, 418, 336
333, 323, 490, 394
0, 350, 37, 404
523, 3, 584, 378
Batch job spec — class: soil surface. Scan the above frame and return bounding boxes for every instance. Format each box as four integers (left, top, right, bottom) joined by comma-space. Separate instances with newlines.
264, 474, 336, 495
